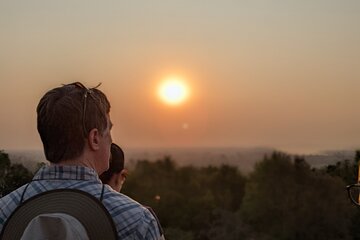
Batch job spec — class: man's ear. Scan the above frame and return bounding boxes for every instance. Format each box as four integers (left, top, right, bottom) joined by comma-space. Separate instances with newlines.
88, 128, 100, 151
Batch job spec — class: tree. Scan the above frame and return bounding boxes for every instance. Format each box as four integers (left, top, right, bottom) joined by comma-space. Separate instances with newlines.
0, 150, 11, 170
324, 159, 357, 185
2, 164, 33, 196
0, 150, 11, 196
204, 209, 268, 240
0, 150, 34, 197
355, 150, 360, 165
241, 152, 352, 240
123, 156, 248, 240
319, 150, 360, 239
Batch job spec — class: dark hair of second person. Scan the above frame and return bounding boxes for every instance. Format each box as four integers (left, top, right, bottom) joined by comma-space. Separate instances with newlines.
100, 143, 127, 192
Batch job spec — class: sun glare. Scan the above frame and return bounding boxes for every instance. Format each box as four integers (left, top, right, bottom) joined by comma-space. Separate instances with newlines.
158, 77, 189, 106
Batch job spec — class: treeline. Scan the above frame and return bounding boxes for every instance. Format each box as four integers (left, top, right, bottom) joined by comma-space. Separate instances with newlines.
1, 150, 359, 239
0, 150, 33, 197
123, 152, 359, 240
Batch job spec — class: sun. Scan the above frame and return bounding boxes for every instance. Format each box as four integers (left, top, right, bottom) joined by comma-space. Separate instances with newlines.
158, 77, 190, 106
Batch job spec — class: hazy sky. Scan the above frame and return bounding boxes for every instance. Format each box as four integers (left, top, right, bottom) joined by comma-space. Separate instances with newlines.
1, 1, 359, 154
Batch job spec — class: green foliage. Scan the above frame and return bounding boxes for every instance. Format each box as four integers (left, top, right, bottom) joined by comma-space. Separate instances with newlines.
0, 150, 34, 197
355, 150, 360, 165
1, 148, 359, 239
0, 150, 11, 193
323, 159, 357, 185
163, 227, 194, 240
123, 156, 247, 239
241, 152, 353, 240
204, 209, 267, 240
0, 150, 11, 170
2, 164, 33, 196
319, 152, 360, 239
123, 152, 360, 239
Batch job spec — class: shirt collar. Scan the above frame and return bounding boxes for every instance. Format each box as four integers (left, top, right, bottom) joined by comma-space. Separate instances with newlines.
33, 165, 101, 182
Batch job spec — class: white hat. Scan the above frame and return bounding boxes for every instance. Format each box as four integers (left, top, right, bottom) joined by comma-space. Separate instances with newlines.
21, 213, 89, 240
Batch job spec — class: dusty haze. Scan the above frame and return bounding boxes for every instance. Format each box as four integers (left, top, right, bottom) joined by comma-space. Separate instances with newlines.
1, 1, 360, 154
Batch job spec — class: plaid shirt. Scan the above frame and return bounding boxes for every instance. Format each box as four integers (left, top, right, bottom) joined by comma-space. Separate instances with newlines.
0, 165, 162, 239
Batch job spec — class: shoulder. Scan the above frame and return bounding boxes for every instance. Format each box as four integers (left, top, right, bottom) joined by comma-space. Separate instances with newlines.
1, 183, 28, 210
101, 185, 162, 239
0, 184, 28, 231
101, 185, 146, 219
143, 206, 165, 237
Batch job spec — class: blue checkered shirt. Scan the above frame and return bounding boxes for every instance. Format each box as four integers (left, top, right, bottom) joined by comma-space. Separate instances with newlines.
0, 165, 162, 239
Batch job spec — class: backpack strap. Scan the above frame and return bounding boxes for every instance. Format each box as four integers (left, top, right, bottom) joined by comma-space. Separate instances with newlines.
19, 183, 31, 204
100, 183, 105, 202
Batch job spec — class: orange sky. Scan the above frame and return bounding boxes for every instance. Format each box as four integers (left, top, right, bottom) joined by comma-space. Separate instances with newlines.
1, 1, 360, 154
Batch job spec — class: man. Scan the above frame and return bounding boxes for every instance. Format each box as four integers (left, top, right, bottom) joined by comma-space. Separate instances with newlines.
0, 82, 162, 239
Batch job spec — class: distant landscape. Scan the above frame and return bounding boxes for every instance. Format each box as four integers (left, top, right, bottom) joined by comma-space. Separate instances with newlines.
6, 147, 356, 174
2, 147, 359, 239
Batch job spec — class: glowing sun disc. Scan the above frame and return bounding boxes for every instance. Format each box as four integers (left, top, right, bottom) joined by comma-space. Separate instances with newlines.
158, 78, 189, 105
